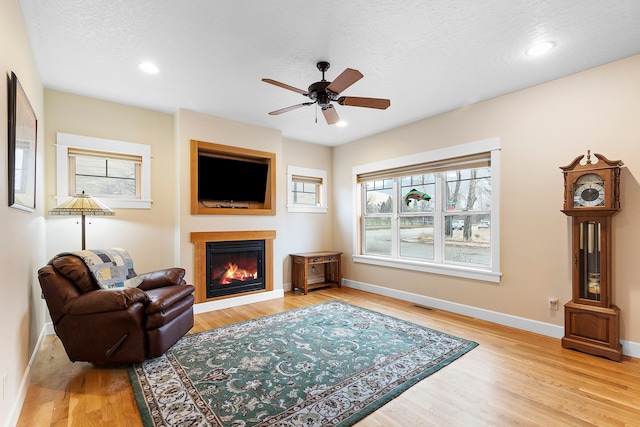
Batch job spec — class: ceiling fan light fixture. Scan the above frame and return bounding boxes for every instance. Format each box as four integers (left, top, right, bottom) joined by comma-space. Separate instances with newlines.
139, 62, 159, 74
525, 41, 556, 57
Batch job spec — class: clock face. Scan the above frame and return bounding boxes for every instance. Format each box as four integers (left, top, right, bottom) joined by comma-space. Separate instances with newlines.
573, 173, 605, 207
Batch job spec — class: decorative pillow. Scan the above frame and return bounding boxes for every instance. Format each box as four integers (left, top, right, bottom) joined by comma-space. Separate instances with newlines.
67, 248, 143, 290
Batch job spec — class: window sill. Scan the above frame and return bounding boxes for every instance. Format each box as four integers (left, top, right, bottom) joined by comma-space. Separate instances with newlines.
352, 254, 501, 283
286, 205, 327, 214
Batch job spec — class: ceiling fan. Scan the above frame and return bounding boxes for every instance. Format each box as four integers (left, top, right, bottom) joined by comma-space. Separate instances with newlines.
262, 61, 391, 125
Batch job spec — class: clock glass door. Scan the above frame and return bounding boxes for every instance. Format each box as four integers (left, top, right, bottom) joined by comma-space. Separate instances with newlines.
578, 221, 601, 301
573, 173, 605, 208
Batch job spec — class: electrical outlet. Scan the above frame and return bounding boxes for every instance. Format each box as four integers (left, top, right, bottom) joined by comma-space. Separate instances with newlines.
2, 372, 7, 400
548, 298, 559, 311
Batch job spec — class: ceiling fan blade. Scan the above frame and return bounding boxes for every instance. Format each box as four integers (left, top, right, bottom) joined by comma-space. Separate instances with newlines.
322, 105, 340, 125
338, 96, 391, 110
326, 68, 363, 94
268, 102, 313, 115
262, 78, 309, 96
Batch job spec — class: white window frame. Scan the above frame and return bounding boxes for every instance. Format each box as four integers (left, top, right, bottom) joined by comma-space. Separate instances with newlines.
56, 132, 152, 209
287, 165, 328, 213
352, 137, 502, 283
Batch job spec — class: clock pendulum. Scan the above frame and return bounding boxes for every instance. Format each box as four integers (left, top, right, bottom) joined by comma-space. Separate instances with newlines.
560, 150, 623, 361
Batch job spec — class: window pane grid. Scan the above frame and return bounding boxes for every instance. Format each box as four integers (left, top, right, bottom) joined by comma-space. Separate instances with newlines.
445, 167, 491, 212
364, 179, 393, 214
71, 154, 140, 198
289, 170, 326, 209
400, 174, 435, 213
361, 166, 491, 268
292, 179, 319, 205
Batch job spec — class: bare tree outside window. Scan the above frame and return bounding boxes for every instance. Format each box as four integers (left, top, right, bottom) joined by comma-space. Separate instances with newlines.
73, 155, 139, 198
362, 166, 491, 267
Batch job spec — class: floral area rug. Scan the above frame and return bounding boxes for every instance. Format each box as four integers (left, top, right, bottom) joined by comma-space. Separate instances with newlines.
128, 300, 478, 426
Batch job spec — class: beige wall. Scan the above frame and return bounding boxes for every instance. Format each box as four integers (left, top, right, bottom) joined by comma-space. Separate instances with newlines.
0, 0, 45, 423
3, 88, 333, 420
176, 109, 284, 290
280, 138, 333, 286
4, 1, 639, 419
333, 54, 640, 344
175, 111, 334, 293
41, 93, 336, 294
43, 90, 176, 273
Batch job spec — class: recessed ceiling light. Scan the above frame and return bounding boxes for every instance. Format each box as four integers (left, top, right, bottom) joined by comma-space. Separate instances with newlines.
336, 120, 347, 127
525, 41, 556, 57
139, 62, 159, 74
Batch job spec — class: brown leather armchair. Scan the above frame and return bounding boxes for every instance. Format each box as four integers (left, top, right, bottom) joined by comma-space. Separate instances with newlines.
38, 253, 195, 364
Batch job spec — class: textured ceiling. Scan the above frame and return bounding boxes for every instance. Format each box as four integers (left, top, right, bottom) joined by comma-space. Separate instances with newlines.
18, 0, 640, 146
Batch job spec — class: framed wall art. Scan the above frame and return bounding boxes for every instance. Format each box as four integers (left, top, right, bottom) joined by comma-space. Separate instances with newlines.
8, 71, 38, 211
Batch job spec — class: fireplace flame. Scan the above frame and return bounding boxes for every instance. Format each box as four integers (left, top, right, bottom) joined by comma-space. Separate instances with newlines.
220, 262, 257, 284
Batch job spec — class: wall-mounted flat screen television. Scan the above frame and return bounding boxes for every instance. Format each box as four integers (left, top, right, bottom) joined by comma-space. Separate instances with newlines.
198, 154, 269, 203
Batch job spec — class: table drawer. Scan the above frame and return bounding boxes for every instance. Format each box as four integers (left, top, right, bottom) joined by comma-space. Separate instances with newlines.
307, 255, 340, 264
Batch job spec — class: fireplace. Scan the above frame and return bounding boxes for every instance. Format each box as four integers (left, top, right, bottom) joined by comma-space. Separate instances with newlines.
190, 231, 275, 303
206, 240, 265, 298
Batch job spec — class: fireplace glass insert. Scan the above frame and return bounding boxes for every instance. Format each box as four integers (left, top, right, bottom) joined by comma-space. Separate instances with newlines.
206, 240, 265, 298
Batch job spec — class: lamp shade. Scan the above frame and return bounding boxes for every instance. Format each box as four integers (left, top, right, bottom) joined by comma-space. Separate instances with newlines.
49, 191, 115, 217
49, 191, 115, 250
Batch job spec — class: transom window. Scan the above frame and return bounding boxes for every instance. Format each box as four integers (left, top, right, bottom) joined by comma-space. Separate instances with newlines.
56, 133, 151, 209
69, 149, 140, 198
287, 166, 328, 213
353, 138, 501, 282
292, 175, 321, 206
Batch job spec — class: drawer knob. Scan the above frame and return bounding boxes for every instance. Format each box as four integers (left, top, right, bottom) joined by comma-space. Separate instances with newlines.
312, 258, 319, 262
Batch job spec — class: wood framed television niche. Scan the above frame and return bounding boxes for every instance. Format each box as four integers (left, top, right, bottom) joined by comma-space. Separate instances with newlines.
191, 140, 276, 215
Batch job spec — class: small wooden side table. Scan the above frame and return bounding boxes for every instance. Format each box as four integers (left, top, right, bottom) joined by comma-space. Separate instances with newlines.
290, 251, 342, 295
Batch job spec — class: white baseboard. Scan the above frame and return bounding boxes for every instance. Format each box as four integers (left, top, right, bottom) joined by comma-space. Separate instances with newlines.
193, 289, 284, 314
7, 290, 285, 425
44, 322, 54, 336
4, 322, 53, 427
343, 279, 640, 359
9, 281, 636, 427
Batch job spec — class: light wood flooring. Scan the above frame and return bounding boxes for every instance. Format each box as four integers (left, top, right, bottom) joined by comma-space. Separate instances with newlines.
17, 287, 640, 426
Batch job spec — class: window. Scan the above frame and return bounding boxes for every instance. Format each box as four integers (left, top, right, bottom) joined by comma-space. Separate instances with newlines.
287, 166, 327, 213
69, 148, 140, 198
56, 133, 151, 209
292, 176, 321, 205
353, 138, 501, 282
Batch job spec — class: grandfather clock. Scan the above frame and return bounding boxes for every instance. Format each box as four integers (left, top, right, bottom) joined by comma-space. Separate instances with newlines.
560, 151, 623, 361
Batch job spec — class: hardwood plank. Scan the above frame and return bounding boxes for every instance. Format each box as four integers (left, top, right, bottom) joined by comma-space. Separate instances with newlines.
17, 287, 640, 426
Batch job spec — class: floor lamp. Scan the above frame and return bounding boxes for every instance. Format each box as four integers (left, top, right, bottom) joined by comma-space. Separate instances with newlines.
49, 191, 115, 250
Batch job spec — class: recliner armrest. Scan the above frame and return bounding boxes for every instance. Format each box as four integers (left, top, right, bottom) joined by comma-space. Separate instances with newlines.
145, 284, 195, 315
65, 287, 149, 315
137, 268, 186, 290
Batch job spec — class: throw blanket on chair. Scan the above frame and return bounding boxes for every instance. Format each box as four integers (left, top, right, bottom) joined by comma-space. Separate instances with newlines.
67, 248, 143, 290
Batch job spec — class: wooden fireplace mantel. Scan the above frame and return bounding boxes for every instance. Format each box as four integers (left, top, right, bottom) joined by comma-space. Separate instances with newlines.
190, 230, 275, 303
